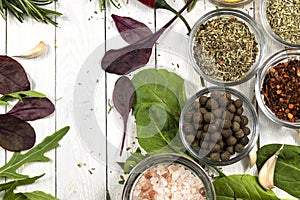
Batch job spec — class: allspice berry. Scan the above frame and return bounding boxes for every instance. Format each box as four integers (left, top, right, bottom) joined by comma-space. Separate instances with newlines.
243, 127, 251, 135
221, 151, 231, 161
235, 143, 244, 153
232, 121, 240, 132
221, 128, 232, 138
235, 129, 244, 139
199, 96, 208, 106
235, 107, 244, 115
226, 136, 237, 146
234, 99, 243, 108
186, 134, 195, 143
183, 123, 194, 134
192, 112, 203, 123
184, 111, 193, 122
204, 112, 214, 123
210, 152, 220, 162
223, 119, 232, 129
240, 136, 249, 146
227, 103, 236, 113
240, 115, 249, 126
226, 146, 234, 155
219, 95, 229, 107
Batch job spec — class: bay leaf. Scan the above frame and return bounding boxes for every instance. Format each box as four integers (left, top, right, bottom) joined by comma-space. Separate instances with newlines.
214, 174, 280, 200
257, 144, 300, 198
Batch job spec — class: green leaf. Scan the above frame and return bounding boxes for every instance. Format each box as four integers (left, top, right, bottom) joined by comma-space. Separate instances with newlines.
213, 174, 280, 200
0, 174, 44, 192
23, 191, 58, 200
257, 144, 300, 198
0, 90, 46, 105
131, 69, 186, 153
0, 126, 70, 179
123, 148, 146, 174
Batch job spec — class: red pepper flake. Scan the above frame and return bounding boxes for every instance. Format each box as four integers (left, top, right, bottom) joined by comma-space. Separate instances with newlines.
261, 60, 300, 122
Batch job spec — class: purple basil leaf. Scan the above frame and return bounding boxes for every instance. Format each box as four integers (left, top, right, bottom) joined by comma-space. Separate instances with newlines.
112, 14, 153, 44
7, 97, 55, 121
0, 114, 36, 151
102, 0, 192, 75
0, 56, 30, 95
112, 76, 136, 155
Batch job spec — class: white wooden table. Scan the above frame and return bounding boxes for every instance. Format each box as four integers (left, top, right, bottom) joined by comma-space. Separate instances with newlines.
0, 0, 299, 199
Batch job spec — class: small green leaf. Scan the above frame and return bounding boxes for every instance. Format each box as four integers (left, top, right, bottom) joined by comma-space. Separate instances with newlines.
213, 174, 280, 200
257, 144, 300, 198
0, 174, 44, 192
0, 90, 46, 105
123, 148, 146, 174
0, 126, 70, 179
23, 191, 58, 200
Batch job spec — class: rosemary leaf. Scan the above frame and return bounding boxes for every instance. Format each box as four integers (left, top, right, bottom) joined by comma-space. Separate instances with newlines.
0, 0, 62, 26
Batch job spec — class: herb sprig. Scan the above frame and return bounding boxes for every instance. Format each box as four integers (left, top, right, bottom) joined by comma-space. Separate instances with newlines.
0, 0, 62, 26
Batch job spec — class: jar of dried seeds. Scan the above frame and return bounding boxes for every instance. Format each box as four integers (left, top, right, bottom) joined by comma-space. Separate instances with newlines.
179, 87, 258, 166
189, 9, 265, 86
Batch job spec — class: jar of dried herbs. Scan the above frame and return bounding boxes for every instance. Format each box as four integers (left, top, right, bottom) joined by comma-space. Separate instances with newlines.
261, 0, 300, 46
189, 9, 264, 86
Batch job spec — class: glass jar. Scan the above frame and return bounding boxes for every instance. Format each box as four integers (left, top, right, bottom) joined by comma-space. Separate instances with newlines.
122, 153, 216, 200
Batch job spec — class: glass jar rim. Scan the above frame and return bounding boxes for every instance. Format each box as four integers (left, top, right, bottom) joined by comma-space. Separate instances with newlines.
179, 86, 259, 166
188, 9, 265, 86
255, 48, 300, 129
121, 153, 216, 200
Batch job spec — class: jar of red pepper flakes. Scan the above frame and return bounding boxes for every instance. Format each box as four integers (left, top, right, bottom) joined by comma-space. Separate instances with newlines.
255, 48, 300, 129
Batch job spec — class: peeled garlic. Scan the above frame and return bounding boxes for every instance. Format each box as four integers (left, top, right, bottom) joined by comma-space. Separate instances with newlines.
248, 148, 257, 168
258, 144, 284, 190
14, 41, 46, 59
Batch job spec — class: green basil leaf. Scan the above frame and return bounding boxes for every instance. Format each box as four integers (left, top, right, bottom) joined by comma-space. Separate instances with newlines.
131, 69, 186, 153
257, 144, 300, 198
123, 148, 146, 174
213, 174, 280, 200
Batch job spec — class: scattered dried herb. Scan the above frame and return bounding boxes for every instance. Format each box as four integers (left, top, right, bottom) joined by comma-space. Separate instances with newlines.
265, 0, 300, 45
0, 56, 30, 95
101, 0, 193, 75
112, 14, 153, 44
261, 59, 300, 122
7, 97, 55, 121
112, 76, 136, 155
193, 16, 258, 82
137, 0, 191, 32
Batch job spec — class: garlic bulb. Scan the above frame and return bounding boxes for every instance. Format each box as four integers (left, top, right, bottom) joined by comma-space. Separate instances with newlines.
14, 41, 46, 59
258, 144, 284, 190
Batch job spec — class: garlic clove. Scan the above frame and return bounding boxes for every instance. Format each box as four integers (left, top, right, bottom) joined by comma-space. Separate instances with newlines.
258, 144, 284, 190
248, 148, 257, 168
14, 41, 46, 59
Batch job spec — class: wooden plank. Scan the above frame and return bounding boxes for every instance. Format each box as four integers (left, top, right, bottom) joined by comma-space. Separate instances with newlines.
55, 1, 106, 199
4, 6, 56, 194
105, 2, 155, 199
0, 13, 6, 193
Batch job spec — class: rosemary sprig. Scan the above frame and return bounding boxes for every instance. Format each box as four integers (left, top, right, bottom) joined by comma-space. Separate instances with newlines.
0, 0, 62, 26
92, 0, 120, 12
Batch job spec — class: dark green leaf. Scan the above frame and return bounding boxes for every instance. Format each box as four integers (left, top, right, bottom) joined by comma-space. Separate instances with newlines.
0, 174, 44, 192
0, 126, 70, 179
257, 144, 300, 198
213, 174, 280, 200
131, 69, 186, 153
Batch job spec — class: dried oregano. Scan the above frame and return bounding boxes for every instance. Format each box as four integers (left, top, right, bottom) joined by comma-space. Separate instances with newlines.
266, 0, 300, 45
193, 17, 258, 82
